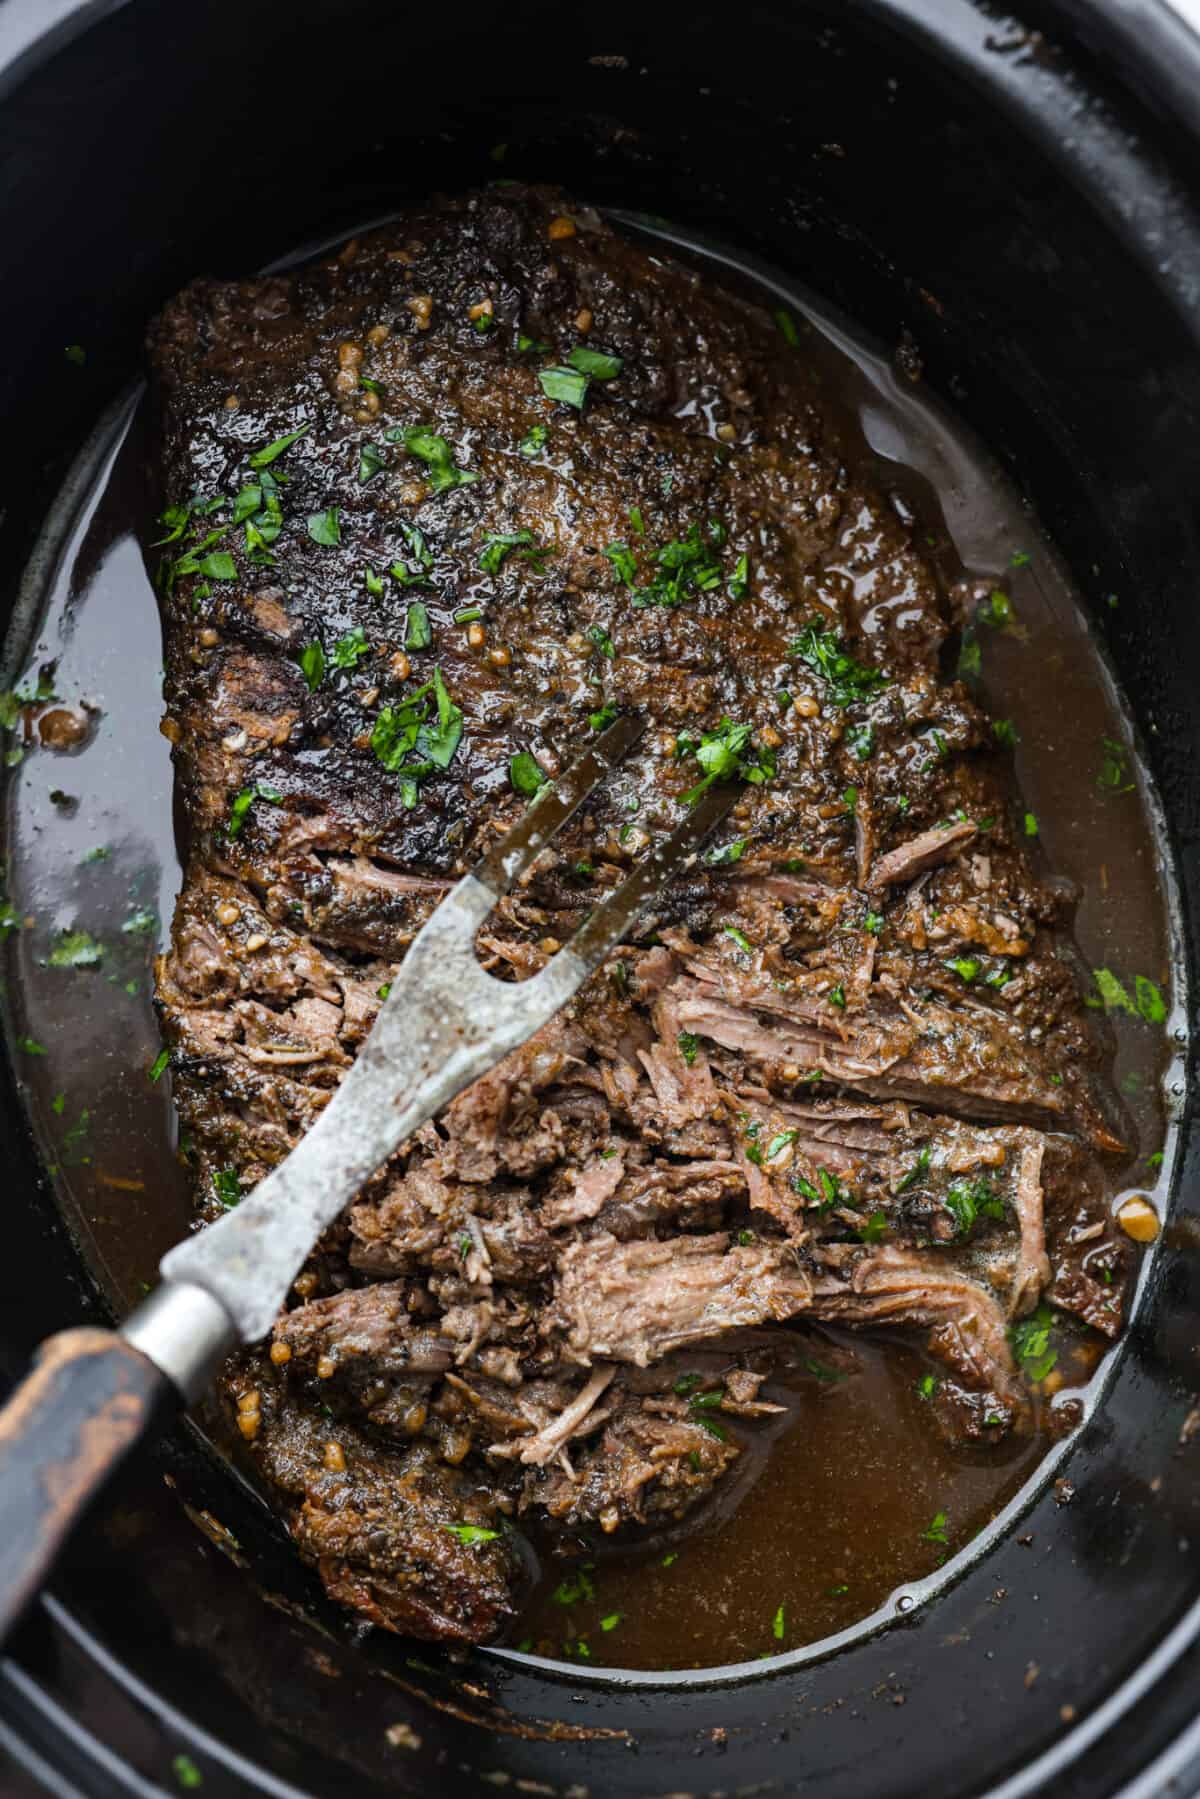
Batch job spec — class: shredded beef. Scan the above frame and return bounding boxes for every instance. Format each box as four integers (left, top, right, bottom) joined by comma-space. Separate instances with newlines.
149, 182, 1134, 1645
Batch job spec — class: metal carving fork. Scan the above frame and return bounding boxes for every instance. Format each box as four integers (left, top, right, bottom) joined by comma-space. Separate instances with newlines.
0, 712, 738, 1638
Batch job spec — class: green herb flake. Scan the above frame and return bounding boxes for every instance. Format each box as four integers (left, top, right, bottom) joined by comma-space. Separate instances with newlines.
358, 442, 386, 484
958, 631, 982, 678
227, 779, 282, 839
944, 1173, 1004, 1236
1011, 549, 1031, 568
149, 1047, 171, 1083
772, 1603, 786, 1640
510, 751, 550, 796
1136, 975, 1167, 1023
588, 704, 618, 731
1024, 811, 1039, 837
552, 1567, 596, 1606
567, 344, 623, 380
64, 343, 87, 367
858, 1210, 888, 1244
922, 1510, 950, 1546
600, 1612, 622, 1632
629, 506, 645, 537
706, 838, 747, 865
538, 365, 590, 409
249, 423, 310, 468
47, 930, 104, 970
1009, 1302, 1057, 1382
172, 1754, 204, 1791
947, 955, 980, 984
587, 623, 615, 660
677, 716, 775, 804
604, 542, 638, 587
677, 1031, 700, 1067
775, 309, 800, 347
828, 983, 846, 1010
306, 507, 341, 547
981, 589, 1013, 628
519, 423, 548, 458
299, 641, 326, 691
917, 1372, 938, 1400
788, 621, 888, 709
391, 426, 479, 493
404, 601, 433, 651
517, 333, 550, 354
18, 1036, 46, 1056
212, 1168, 243, 1209
723, 925, 754, 955
442, 1523, 500, 1545
1090, 967, 1134, 1014
993, 719, 1017, 747
479, 528, 546, 577
331, 627, 371, 671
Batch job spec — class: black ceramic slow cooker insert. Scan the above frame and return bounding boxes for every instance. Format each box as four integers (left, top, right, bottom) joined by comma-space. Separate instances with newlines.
2, 1, 1200, 1793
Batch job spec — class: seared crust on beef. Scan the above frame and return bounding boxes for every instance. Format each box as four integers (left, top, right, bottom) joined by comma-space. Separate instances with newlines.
149, 184, 1132, 1644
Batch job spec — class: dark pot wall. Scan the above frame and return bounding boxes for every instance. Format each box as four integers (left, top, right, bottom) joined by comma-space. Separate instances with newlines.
2, 2, 1200, 1794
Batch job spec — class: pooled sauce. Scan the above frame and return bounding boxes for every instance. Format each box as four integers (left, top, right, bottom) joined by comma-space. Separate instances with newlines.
0, 216, 1179, 1673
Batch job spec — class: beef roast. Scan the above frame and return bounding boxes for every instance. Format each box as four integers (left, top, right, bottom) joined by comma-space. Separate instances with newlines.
148, 183, 1132, 1645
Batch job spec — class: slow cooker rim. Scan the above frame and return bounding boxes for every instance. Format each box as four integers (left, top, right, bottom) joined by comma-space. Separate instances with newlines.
3, 0, 1200, 1794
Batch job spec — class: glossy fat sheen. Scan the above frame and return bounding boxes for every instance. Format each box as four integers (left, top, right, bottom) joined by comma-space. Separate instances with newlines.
147, 184, 1131, 1646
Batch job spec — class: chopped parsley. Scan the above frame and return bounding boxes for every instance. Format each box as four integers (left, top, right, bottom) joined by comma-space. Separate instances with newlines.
706, 838, 747, 865
1097, 736, 1135, 795
944, 1174, 1005, 1235
917, 1373, 938, 1400
552, 1567, 596, 1606
519, 423, 548, 458
793, 1167, 847, 1213
600, 1613, 622, 1632
306, 507, 340, 547
587, 623, 615, 659
846, 721, 875, 761
604, 542, 638, 587
922, 1511, 950, 1545
442, 1523, 499, 1546
947, 955, 980, 984
390, 426, 479, 493
370, 668, 463, 806
723, 925, 754, 955
149, 1047, 171, 1083
775, 309, 800, 346
248, 423, 310, 469
588, 704, 618, 730
993, 718, 1017, 748
629, 506, 645, 536
391, 521, 434, 587
517, 334, 549, 354
47, 930, 104, 969
212, 1168, 243, 1208
894, 1143, 932, 1194
227, 779, 282, 839
331, 628, 371, 671
980, 589, 1013, 628
567, 344, 623, 380
788, 622, 888, 708
358, 442, 386, 484
675, 716, 775, 804
479, 528, 547, 576
828, 983, 846, 1010
1088, 967, 1165, 1023
538, 365, 590, 409
1009, 1303, 1057, 1381
772, 1603, 787, 1640
677, 1031, 700, 1066
857, 1210, 888, 1244
509, 751, 550, 796
404, 601, 432, 651
861, 910, 884, 935
299, 642, 325, 691
1024, 811, 1039, 837
172, 1754, 204, 1791
958, 631, 982, 678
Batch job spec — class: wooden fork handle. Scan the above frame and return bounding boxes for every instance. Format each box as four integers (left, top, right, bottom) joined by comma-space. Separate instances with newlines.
0, 1328, 174, 1641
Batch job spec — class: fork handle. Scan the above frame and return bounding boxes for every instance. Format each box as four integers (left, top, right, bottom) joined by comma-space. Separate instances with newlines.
0, 1283, 237, 1643
0, 1328, 173, 1641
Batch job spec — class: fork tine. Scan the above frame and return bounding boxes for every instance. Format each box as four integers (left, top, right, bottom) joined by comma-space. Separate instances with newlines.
562, 780, 741, 975
472, 711, 646, 899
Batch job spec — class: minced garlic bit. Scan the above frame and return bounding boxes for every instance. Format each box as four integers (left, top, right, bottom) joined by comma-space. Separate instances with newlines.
1117, 1194, 1160, 1242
